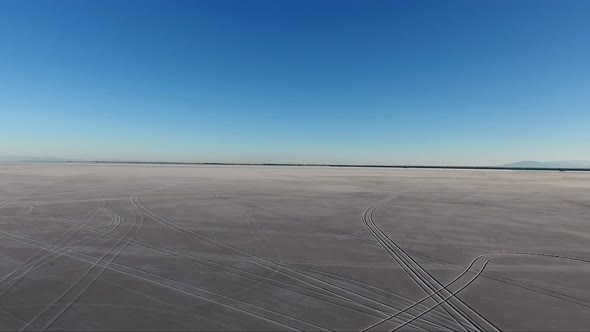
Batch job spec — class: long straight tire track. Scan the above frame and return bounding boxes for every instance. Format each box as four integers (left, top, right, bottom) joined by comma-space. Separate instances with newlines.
35, 197, 451, 331
31, 195, 448, 330
296, 266, 464, 329
132, 194, 453, 331
0, 227, 328, 332
38, 205, 420, 326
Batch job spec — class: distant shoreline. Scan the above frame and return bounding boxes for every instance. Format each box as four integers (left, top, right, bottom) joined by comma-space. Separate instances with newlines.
2, 160, 589, 172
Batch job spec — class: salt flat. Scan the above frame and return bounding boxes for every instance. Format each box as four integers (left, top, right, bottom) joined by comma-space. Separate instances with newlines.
0, 164, 589, 331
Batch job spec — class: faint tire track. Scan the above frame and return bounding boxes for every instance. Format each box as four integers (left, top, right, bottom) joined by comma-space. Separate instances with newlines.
0, 204, 34, 218
33, 189, 330, 331
101, 278, 235, 330
295, 266, 463, 330
133, 193, 452, 330
28, 208, 138, 331
0, 204, 119, 298
0, 227, 327, 332
26, 193, 449, 330
0, 194, 28, 210
36, 205, 403, 324
219, 196, 378, 245
0, 200, 106, 299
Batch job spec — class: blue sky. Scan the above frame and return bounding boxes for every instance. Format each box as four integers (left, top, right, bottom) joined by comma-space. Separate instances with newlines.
1, 0, 589, 165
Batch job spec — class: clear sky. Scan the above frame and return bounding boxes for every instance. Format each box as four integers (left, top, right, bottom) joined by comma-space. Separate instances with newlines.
1, 0, 589, 165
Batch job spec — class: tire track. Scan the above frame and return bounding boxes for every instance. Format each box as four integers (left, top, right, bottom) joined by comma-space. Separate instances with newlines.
101, 278, 235, 330
366, 252, 506, 331
389, 252, 590, 331
221, 208, 287, 299
5, 202, 125, 284
220, 196, 378, 245
361, 191, 497, 332
0, 204, 119, 300
23, 189, 330, 331
37, 205, 402, 323
5, 302, 226, 324
33, 195, 449, 330
0, 227, 327, 332
133, 194, 452, 330
0, 194, 28, 210
25, 208, 136, 331
220, 192, 488, 330
37, 202, 453, 331
15, 204, 35, 218
0, 200, 106, 298
361, 192, 470, 331
0, 173, 100, 212
0, 204, 35, 218
295, 266, 463, 330
407, 250, 590, 311
39, 205, 395, 324
134, 194, 386, 306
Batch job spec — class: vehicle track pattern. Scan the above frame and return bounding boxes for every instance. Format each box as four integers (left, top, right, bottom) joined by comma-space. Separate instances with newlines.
0, 228, 330, 332
20, 208, 132, 331
38, 206, 451, 331
0, 200, 107, 299
2, 167, 589, 331
1, 191, 449, 331
386, 252, 590, 331
133, 193, 453, 331
361, 190, 590, 332
361, 191, 499, 332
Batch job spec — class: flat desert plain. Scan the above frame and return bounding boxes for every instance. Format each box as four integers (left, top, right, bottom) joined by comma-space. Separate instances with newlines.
0, 164, 589, 331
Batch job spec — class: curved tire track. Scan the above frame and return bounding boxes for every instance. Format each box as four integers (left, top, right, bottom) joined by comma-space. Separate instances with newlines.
389, 252, 590, 331
361, 191, 498, 332
29, 207, 139, 331
0, 200, 106, 299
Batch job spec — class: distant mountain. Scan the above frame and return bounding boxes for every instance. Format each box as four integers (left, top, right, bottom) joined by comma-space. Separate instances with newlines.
501, 160, 590, 168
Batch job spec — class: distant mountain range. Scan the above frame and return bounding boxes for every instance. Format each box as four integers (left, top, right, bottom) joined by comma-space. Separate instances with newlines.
2, 155, 590, 169
500, 160, 590, 168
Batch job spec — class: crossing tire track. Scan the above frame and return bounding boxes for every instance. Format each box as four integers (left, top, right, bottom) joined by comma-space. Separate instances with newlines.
390, 252, 590, 331
37, 206, 396, 321
0, 203, 119, 299
133, 194, 445, 329
0, 227, 328, 332
35, 207, 142, 331
361, 191, 498, 332
0, 200, 106, 298
296, 266, 461, 330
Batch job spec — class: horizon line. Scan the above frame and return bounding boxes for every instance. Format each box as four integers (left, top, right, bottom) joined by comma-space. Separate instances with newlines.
2, 160, 589, 172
